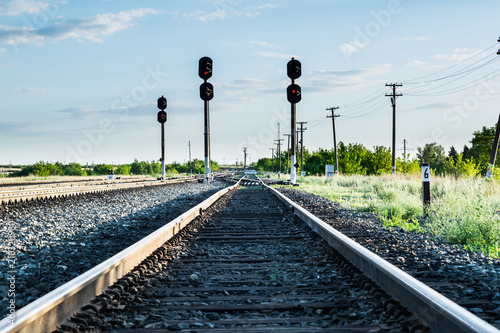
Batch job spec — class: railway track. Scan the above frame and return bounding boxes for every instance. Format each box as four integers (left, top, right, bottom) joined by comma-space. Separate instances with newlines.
1, 178, 498, 332
0, 175, 213, 205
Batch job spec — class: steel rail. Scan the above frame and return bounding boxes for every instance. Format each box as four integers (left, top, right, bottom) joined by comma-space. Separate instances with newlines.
266, 184, 500, 333
0, 176, 203, 205
0, 180, 240, 333
3, 178, 495, 333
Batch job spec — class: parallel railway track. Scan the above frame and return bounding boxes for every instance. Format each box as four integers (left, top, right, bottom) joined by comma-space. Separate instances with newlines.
0, 175, 212, 205
0, 177, 498, 332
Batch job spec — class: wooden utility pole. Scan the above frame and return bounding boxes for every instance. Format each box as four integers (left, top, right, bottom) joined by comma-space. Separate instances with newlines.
386, 83, 403, 175
326, 107, 340, 174
486, 112, 500, 179
269, 148, 275, 172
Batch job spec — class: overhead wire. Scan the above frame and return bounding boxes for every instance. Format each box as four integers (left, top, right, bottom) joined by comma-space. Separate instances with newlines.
304, 42, 499, 121
402, 43, 498, 84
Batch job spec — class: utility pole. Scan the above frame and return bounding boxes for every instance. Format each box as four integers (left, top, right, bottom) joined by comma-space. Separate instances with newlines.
486, 112, 500, 179
297, 122, 307, 175
326, 107, 340, 175
269, 148, 275, 173
403, 139, 407, 162
188, 141, 192, 175
283, 134, 290, 174
243, 147, 248, 170
386, 83, 402, 175
275, 123, 284, 176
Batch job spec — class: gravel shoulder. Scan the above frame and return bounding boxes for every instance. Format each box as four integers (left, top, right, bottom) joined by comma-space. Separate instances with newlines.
277, 187, 500, 327
0, 181, 229, 316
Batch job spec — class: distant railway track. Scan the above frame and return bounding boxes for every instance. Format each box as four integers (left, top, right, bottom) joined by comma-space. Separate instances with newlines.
0, 175, 217, 205
1, 177, 498, 332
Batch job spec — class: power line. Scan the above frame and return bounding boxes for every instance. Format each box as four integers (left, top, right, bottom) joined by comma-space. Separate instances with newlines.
402, 43, 498, 84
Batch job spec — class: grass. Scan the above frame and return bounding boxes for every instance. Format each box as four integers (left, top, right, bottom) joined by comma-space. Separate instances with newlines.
289, 175, 500, 258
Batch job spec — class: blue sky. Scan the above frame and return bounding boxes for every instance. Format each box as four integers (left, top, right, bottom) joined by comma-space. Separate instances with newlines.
1, 0, 500, 165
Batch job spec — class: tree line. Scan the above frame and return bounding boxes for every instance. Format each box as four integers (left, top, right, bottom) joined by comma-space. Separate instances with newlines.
255, 125, 500, 178
7, 159, 219, 177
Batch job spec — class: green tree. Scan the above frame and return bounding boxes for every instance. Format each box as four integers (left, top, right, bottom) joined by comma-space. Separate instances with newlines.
443, 154, 480, 178
396, 158, 420, 175
115, 164, 131, 175
338, 142, 369, 174
63, 163, 86, 176
468, 126, 499, 174
417, 143, 446, 175
304, 148, 333, 175
366, 146, 391, 175
256, 157, 273, 172
93, 163, 114, 175
448, 146, 458, 163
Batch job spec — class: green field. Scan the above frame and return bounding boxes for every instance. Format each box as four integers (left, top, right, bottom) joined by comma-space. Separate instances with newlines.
291, 175, 500, 258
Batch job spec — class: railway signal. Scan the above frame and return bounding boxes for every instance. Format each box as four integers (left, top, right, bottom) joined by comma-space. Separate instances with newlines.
157, 95, 168, 180
198, 57, 213, 80
157, 95, 167, 110
287, 57, 302, 185
287, 58, 301, 80
200, 82, 214, 101
157, 110, 167, 123
199, 56, 214, 184
107, 169, 114, 181
287, 84, 301, 104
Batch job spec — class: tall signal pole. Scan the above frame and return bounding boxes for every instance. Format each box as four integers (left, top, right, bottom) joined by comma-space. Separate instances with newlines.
326, 107, 340, 175
157, 96, 167, 180
287, 57, 302, 184
297, 121, 307, 175
199, 57, 214, 184
283, 134, 290, 174
386, 83, 402, 175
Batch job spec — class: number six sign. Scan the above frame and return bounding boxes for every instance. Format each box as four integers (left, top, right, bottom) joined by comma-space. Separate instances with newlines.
422, 163, 430, 182
421, 162, 430, 216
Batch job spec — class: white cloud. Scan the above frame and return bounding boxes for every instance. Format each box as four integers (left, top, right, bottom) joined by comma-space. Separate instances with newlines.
304, 64, 392, 91
258, 4, 279, 9
396, 36, 430, 42
254, 51, 297, 59
0, 8, 158, 45
183, 9, 260, 22
338, 41, 367, 55
14, 87, 48, 94
435, 49, 480, 62
220, 78, 268, 97
407, 60, 425, 66
0, 0, 50, 16
249, 40, 279, 48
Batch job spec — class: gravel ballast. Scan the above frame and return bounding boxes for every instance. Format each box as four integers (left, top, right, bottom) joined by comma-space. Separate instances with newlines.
277, 187, 500, 328
0, 181, 229, 317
